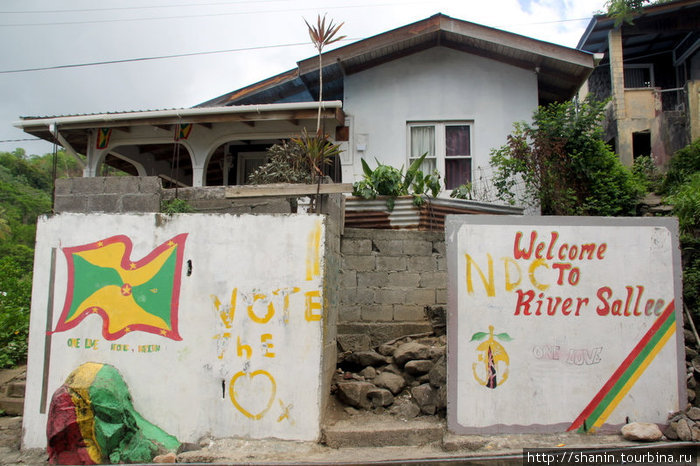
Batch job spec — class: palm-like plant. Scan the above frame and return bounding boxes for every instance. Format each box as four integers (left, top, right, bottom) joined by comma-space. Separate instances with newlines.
304, 14, 346, 135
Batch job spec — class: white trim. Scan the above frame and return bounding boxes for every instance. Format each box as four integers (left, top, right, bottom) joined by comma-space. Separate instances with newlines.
14, 101, 344, 129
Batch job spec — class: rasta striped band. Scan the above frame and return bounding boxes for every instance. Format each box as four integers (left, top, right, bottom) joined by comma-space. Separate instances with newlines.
567, 300, 677, 432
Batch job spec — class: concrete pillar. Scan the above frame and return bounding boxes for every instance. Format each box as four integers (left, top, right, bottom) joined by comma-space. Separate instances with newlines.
608, 29, 633, 166
688, 80, 700, 143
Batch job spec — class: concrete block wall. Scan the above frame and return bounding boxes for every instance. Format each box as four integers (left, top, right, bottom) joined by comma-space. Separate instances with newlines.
338, 228, 446, 345
54, 176, 162, 213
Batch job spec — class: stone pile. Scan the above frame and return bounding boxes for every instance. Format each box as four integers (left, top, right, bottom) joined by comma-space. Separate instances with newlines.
333, 333, 447, 419
663, 406, 700, 441
682, 324, 700, 408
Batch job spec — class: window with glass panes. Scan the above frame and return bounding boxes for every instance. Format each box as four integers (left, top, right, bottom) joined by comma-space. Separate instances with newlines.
408, 122, 472, 190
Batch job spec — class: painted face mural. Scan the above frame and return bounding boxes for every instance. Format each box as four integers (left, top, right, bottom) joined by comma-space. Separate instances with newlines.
471, 325, 511, 389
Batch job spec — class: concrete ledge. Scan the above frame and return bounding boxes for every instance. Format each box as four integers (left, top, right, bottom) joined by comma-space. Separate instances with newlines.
322, 416, 444, 448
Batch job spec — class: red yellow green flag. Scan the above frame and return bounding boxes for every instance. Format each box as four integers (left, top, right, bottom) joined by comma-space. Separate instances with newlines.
52, 234, 187, 340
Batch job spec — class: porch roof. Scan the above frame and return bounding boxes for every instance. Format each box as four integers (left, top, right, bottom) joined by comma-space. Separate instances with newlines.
15, 101, 345, 154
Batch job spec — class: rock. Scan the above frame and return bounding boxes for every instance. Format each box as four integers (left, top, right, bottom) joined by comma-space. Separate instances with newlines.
153, 452, 177, 463
404, 360, 434, 375
687, 406, 700, 421
377, 343, 397, 357
344, 351, 388, 367
394, 342, 431, 366
389, 396, 420, 420
336, 381, 375, 409
424, 305, 446, 336
686, 346, 698, 360
411, 384, 437, 415
380, 363, 403, 376
691, 355, 700, 373
416, 374, 431, 384
664, 422, 679, 440
337, 334, 372, 352
373, 372, 406, 395
692, 426, 700, 442
367, 388, 394, 408
685, 329, 697, 346
689, 375, 697, 389
428, 345, 446, 360
620, 422, 663, 442
436, 385, 447, 410
47, 363, 180, 465
344, 406, 359, 415
688, 389, 696, 402
428, 356, 447, 388
676, 418, 693, 441
359, 366, 377, 379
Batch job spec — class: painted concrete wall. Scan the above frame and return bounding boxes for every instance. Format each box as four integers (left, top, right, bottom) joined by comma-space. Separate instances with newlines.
342, 47, 538, 188
23, 213, 334, 448
446, 216, 685, 434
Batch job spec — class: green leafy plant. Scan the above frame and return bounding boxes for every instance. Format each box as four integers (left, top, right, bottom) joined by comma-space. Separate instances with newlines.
352, 153, 442, 210
490, 98, 643, 216
662, 138, 700, 195
631, 155, 663, 193
248, 140, 312, 185
666, 173, 700, 237
292, 128, 342, 179
0, 256, 32, 368
160, 198, 194, 214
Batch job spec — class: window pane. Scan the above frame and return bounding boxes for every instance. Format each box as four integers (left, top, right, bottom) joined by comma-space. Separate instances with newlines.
410, 126, 435, 158
446, 126, 470, 157
410, 157, 436, 174
445, 158, 471, 190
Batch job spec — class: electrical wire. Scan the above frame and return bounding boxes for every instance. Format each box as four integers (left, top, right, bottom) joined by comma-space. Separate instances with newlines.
0, 0, 294, 15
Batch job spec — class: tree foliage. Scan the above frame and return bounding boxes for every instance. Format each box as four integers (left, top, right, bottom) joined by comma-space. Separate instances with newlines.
0, 148, 81, 367
490, 98, 643, 216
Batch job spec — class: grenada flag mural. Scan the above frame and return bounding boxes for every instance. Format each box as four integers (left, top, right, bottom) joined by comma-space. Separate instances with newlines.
52, 234, 188, 341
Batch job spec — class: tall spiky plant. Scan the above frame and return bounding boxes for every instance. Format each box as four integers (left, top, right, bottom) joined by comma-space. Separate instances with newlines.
304, 14, 346, 135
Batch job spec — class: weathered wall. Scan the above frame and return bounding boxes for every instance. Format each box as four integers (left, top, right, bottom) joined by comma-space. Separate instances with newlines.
24, 213, 337, 448
446, 216, 685, 434
338, 228, 446, 345
54, 177, 162, 213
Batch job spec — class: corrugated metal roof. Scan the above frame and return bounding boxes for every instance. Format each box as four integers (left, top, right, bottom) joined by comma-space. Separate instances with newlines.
345, 196, 523, 231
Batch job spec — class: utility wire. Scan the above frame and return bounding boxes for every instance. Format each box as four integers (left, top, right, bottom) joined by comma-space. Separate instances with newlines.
0, 0, 293, 14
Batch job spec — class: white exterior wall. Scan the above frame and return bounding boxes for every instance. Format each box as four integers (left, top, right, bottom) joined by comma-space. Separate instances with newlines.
342, 47, 538, 189
24, 213, 330, 447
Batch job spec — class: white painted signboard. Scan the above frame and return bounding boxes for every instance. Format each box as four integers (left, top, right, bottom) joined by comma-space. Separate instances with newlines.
24, 213, 329, 447
446, 216, 685, 433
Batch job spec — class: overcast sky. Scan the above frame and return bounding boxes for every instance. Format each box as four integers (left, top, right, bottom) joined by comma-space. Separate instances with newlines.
0, 0, 607, 156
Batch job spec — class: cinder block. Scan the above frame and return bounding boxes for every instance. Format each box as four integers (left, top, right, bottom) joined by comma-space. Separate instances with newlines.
419, 271, 447, 288
436, 288, 448, 305
73, 177, 106, 194
432, 241, 446, 256
436, 256, 447, 272
357, 271, 389, 289
376, 256, 407, 272
374, 289, 405, 305
406, 288, 435, 306
393, 305, 426, 321
54, 178, 73, 195
355, 288, 375, 305
104, 176, 139, 193
87, 194, 120, 212
339, 305, 361, 322
121, 193, 160, 212
403, 240, 433, 256
372, 239, 403, 254
387, 272, 420, 288
343, 255, 375, 272
339, 270, 357, 288
361, 304, 393, 322
54, 195, 87, 213
139, 176, 162, 193
408, 256, 436, 272
341, 238, 372, 255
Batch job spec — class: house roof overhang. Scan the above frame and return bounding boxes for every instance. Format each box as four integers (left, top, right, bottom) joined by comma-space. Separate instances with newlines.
15, 101, 345, 155
577, 0, 700, 65
200, 13, 595, 107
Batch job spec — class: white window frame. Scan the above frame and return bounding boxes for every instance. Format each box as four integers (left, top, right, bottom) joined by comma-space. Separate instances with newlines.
236, 152, 268, 185
407, 121, 473, 190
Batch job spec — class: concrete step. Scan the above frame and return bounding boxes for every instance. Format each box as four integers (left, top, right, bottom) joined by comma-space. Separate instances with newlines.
0, 396, 24, 416
322, 414, 444, 448
3, 382, 25, 398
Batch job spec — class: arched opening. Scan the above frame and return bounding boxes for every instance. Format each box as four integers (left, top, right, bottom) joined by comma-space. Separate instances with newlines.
103, 143, 194, 187
206, 139, 282, 186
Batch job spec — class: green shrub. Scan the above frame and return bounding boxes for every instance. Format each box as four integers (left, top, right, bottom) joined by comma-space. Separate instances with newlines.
160, 198, 194, 214
352, 154, 442, 210
0, 256, 32, 368
662, 138, 700, 195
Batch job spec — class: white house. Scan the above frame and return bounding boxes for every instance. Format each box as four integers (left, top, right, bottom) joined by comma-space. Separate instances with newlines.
15, 14, 594, 193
